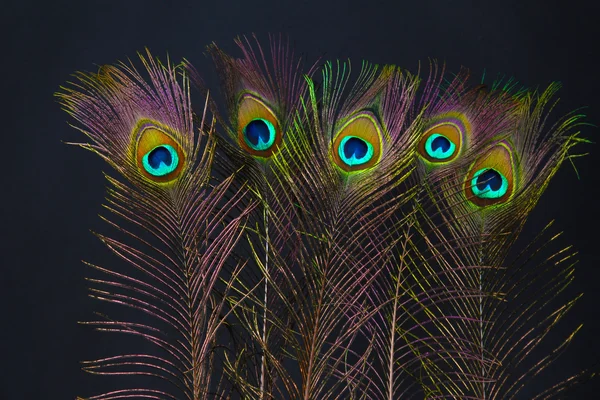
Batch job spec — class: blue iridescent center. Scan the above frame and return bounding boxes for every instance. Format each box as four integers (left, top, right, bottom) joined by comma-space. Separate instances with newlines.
142, 145, 179, 177
471, 168, 508, 199
243, 118, 276, 151
339, 136, 374, 166
425, 133, 456, 160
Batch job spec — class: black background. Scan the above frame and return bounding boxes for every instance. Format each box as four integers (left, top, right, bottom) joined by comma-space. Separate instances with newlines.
3, 0, 599, 398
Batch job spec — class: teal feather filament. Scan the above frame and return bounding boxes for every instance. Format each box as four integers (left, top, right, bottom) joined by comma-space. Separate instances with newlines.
338, 136, 374, 166
243, 118, 276, 151
142, 144, 180, 177
471, 168, 508, 199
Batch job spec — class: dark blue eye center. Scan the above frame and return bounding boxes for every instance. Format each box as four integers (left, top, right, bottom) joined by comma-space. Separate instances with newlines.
431, 135, 451, 153
476, 169, 503, 191
243, 118, 277, 152
245, 119, 271, 146
470, 167, 509, 201
148, 146, 173, 169
343, 137, 368, 159
424, 133, 457, 161
337, 135, 376, 169
141, 144, 180, 177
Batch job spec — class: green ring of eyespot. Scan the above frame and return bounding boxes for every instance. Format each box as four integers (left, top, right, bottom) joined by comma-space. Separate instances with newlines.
243, 118, 277, 151
338, 136, 374, 166
471, 168, 509, 199
425, 133, 456, 160
142, 144, 180, 177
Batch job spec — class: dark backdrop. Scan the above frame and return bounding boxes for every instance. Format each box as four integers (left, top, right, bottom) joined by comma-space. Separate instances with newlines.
3, 0, 599, 398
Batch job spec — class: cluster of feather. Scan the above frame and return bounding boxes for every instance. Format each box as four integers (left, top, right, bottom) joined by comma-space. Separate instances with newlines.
57, 36, 591, 399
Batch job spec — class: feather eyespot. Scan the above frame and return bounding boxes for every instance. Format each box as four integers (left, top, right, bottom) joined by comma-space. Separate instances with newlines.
418, 122, 463, 163
237, 94, 281, 157
243, 118, 276, 151
331, 113, 382, 172
142, 145, 179, 176
135, 123, 185, 183
465, 142, 515, 207
470, 168, 509, 199
338, 136, 374, 166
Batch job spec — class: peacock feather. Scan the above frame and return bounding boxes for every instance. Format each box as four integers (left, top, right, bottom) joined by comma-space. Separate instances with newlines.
57, 36, 593, 399
402, 74, 591, 398
203, 36, 319, 398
